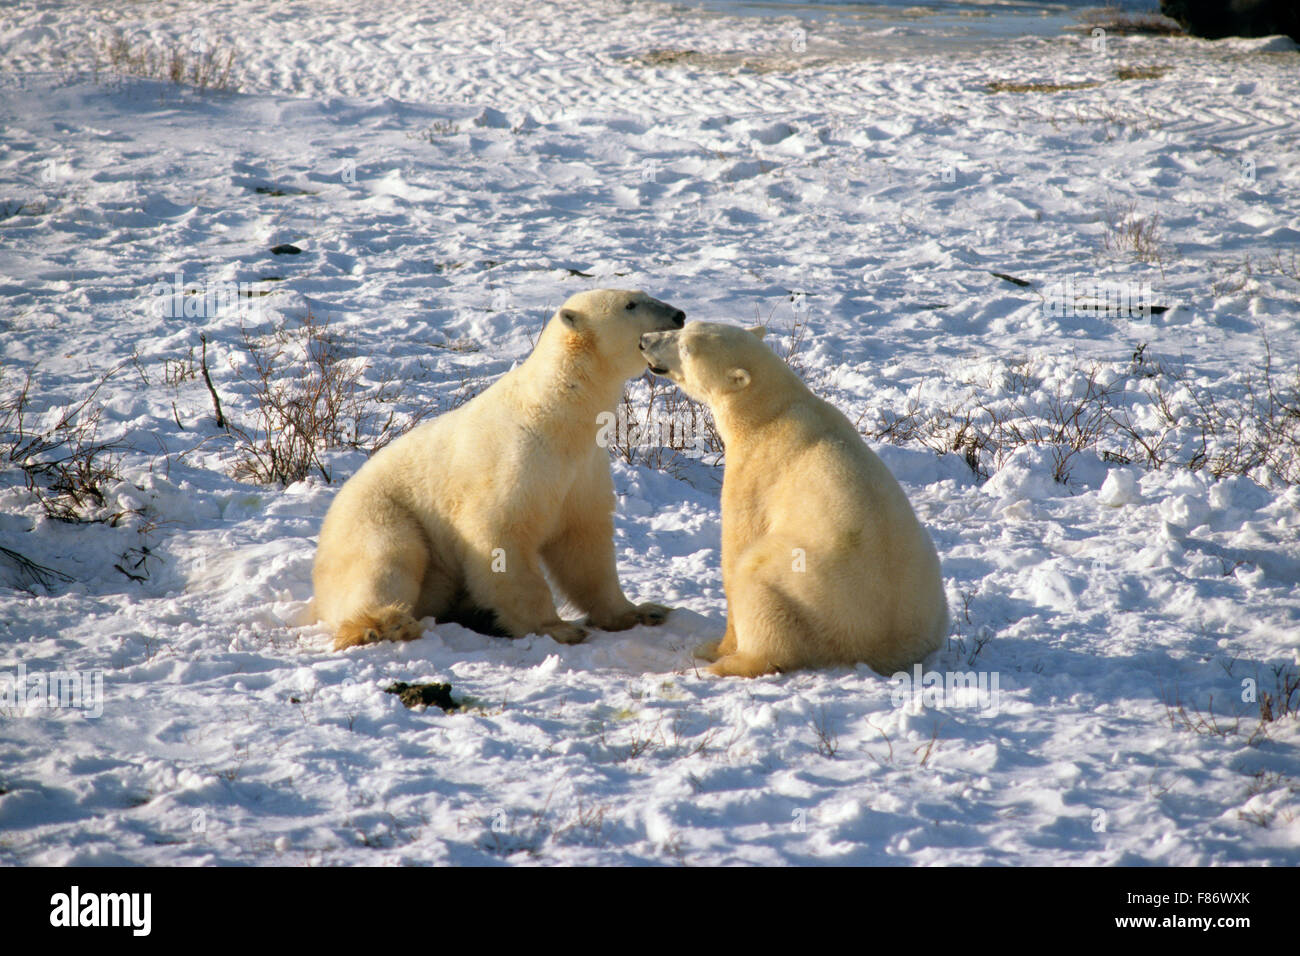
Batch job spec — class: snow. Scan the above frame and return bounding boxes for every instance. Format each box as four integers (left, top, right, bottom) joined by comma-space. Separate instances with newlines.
1, 0, 1298, 865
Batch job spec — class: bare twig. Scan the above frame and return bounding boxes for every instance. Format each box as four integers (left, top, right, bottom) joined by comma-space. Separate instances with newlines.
199, 333, 227, 429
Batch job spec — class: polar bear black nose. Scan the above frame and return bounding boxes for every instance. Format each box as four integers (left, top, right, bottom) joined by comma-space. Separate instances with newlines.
672, 310, 685, 327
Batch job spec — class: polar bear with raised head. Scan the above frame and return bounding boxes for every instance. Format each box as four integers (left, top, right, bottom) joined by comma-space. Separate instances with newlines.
313, 289, 686, 651
639, 321, 947, 677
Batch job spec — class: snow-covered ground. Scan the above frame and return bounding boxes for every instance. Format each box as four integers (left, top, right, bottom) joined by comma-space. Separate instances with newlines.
1, 0, 1298, 865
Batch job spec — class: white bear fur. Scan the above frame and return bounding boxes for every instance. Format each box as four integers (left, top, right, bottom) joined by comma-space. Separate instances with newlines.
639, 321, 948, 677
312, 289, 685, 650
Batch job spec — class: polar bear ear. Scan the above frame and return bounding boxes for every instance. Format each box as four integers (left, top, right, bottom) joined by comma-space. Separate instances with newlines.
559, 308, 581, 329
727, 368, 752, 390
746, 325, 767, 340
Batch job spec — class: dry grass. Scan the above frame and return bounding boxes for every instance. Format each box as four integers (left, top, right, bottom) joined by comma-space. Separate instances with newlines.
987, 80, 1102, 95
1118, 342, 1300, 484
0, 199, 49, 222
811, 707, 839, 758
623, 315, 1298, 490
867, 365, 1119, 484
1258, 665, 1300, 725
639, 49, 701, 66
1161, 686, 1238, 738
865, 341, 1300, 488
608, 372, 725, 472
1163, 662, 1300, 750
0, 366, 129, 523
0, 545, 74, 594
1116, 65, 1172, 81
220, 311, 424, 486
93, 29, 240, 92
772, 316, 812, 377
1101, 200, 1166, 274
0, 366, 179, 587
1053, 101, 1165, 141
1210, 251, 1300, 298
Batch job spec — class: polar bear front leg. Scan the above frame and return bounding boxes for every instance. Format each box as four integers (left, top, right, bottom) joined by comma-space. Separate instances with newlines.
542, 510, 669, 631
709, 536, 813, 677
542, 458, 671, 631
462, 539, 589, 645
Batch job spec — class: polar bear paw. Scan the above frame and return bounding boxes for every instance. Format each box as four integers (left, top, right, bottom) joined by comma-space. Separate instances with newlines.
543, 621, 591, 645
587, 602, 671, 631
708, 652, 780, 679
333, 604, 423, 650
633, 602, 672, 626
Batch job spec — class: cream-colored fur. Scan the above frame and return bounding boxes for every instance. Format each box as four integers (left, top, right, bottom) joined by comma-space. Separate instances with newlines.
313, 289, 685, 651
640, 322, 948, 677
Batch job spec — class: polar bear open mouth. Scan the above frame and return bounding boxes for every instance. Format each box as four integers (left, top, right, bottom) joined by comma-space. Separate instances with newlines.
639, 329, 679, 377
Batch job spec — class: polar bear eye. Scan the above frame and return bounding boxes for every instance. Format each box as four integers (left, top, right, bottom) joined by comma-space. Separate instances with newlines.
625, 302, 637, 311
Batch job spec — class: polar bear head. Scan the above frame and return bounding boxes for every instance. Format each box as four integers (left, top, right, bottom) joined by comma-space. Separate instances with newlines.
638, 321, 775, 404
553, 289, 685, 380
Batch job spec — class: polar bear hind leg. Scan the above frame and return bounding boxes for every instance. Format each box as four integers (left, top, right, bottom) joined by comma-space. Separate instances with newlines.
708, 537, 820, 677
710, 534, 880, 677
315, 501, 435, 650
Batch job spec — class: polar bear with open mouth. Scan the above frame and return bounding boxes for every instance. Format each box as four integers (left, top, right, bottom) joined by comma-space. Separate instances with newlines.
640, 321, 947, 677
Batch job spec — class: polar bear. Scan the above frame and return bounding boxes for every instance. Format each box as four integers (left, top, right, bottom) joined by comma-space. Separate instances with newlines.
639, 322, 947, 677
312, 289, 686, 651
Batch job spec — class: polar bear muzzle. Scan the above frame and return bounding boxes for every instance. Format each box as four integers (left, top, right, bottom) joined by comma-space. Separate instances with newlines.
637, 299, 685, 330
639, 329, 679, 376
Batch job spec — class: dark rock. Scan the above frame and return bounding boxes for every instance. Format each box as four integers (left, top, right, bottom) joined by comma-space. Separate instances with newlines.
385, 681, 459, 712
270, 243, 302, 255
1160, 0, 1300, 41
